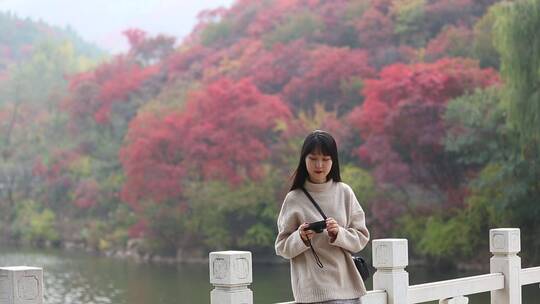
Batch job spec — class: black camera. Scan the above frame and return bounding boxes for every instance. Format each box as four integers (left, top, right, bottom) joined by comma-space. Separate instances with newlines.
303, 220, 327, 233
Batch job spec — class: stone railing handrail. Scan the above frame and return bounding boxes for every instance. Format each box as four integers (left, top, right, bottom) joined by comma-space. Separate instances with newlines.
209, 228, 540, 304
520, 266, 540, 285
408, 273, 504, 303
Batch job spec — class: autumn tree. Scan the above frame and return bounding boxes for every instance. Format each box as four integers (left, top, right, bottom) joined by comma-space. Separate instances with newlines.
123, 28, 176, 65
349, 58, 499, 231
356, 3, 394, 49
120, 77, 291, 206
282, 46, 375, 114
63, 55, 159, 126
237, 40, 307, 95
119, 78, 291, 252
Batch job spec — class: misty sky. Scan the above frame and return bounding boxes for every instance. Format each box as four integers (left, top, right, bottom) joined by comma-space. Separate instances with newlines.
0, 0, 235, 53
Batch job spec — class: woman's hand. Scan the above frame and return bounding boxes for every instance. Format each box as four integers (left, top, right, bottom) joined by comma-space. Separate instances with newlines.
299, 223, 315, 245
326, 217, 339, 242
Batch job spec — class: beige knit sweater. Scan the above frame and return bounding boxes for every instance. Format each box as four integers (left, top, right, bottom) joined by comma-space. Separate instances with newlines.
275, 180, 370, 303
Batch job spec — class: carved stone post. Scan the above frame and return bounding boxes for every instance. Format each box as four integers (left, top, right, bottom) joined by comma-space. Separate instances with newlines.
490, 228, 521, 304
0, 266, 43, 304
372, 239, 409, 304
210, 251, 253, 304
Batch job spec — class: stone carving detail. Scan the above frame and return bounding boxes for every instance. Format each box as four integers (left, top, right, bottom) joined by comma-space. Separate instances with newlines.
17, 276, 39, 300
235, 258, 248, 279
213, 258, 228, 280
493, 233, 504, 250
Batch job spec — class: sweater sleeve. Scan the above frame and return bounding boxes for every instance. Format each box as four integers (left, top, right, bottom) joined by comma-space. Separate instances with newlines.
275, 192, 310, 259
330, 185, 370, 253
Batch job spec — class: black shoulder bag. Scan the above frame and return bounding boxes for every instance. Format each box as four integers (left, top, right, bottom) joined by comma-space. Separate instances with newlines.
301, 187, 370, 282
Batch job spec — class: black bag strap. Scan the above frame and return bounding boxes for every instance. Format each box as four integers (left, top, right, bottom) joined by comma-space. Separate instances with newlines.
300, 187, 326, 269
301, 187, 327, 220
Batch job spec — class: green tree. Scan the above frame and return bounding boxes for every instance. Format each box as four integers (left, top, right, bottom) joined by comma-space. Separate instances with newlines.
473, 3, 503, 68
184, 172, 284, 256
11, 200, 59, 246
341, 164, 376, 208
263, 11, 325, 47
200, 19, 234, 47
495, 0, 540, 160
494, 0, 540, 261
392, 0, 427, 46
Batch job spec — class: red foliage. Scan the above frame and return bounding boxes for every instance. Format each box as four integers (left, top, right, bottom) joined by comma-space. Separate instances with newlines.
354, 1, 419, 67
312, 0, 356, 45
124, 28, 147, 49
128, 219, 148, 238
34, 150, 79, 183
165, 45, 212, 82
282, 46, 375, 113
123, 28, 176, 64
63, 56, 159, 124
120, 78, 291, 206
356, 5, 394, 49
119, 111, 186, 205
95, 59, 158, 123
349, 58, 499, 207
370, 199, 407, 236
351, 58, 499, 138
238, 40, 308, 94
73, 179, 100, 209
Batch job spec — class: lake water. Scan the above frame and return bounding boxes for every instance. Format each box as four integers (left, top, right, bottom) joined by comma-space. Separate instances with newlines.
0, 246, 539, 303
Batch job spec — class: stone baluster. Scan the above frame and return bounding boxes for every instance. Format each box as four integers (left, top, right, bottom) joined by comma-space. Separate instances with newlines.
0, 266, 43, 304
210, 251, 253, 304
372, 239, 409, 304
490, 228, 521, 304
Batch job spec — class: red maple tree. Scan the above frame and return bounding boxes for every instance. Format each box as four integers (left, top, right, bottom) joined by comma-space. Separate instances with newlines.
349, 58, 499, 208
282, 46, 375, 113
120, 77, 291, 206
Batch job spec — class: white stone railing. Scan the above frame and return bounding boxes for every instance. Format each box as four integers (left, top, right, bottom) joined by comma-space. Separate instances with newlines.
0, 266, 43, 304
209, 228, 540, 304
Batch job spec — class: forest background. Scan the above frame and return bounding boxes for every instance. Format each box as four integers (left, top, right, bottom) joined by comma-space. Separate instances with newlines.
1, 0, 539, 268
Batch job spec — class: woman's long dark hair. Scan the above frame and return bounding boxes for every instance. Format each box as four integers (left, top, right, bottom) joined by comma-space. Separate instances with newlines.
290, 130, 341, 191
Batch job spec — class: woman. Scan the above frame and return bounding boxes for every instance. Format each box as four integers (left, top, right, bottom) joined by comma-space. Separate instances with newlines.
275, 130, 370, 304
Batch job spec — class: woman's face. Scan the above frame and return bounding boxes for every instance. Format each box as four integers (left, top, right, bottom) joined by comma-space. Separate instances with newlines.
305, 151, 333, 184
